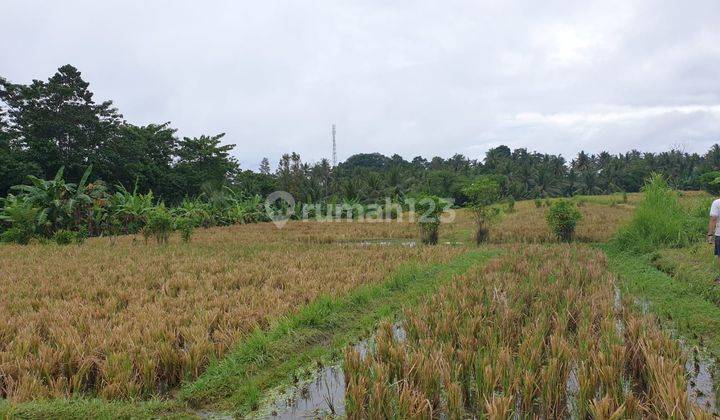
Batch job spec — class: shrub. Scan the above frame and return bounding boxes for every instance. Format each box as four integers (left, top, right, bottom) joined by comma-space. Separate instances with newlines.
546, 200, 582, 242
1, 227, 34, 245
382, 204, 400, 220
534, 198, 543, 208
76, 226, 88, 244
613, 173, 698, 253
52, 229, 77, 245
414, 195, 446, 245
506, 197, 516, 213
145, 206, 174, 244
0, 197, 38, 245
175, 217, 194, 243
463, 177, 501, 244
622, 191, 628, 204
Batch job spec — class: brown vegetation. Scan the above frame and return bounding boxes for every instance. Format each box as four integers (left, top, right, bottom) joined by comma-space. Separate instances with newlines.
491, 201, 635, 243
344, 244, 712, 418
0, 221, 460, 401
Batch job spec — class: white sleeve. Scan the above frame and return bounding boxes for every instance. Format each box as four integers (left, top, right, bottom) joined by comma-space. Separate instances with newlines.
711, 201, 720, 217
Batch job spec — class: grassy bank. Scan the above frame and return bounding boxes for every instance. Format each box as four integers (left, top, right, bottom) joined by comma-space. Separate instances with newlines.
0, 398, 180, 420
604, 246, 720, 356
653, 243, 720, 306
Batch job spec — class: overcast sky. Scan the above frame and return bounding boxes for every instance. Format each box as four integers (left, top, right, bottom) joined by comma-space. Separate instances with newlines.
2, 0, 720, 169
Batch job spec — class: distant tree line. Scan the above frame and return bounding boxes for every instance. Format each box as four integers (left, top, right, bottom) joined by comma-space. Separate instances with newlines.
3, 65, 720, 208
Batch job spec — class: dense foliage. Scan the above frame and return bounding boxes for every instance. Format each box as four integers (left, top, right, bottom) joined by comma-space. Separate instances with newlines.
0, 165, 267, 244
0, 65, 241, 203
4, 66, 720, 201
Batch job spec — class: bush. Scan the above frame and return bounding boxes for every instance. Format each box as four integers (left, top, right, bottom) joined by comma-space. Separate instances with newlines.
506, 197, 516, 213
52, 229, 77, 245
175, 217, 194, 243
1, 227, 33, 245
76, 226, 88, 244
613, 173, 698, 253
699, 171, 720, 195
145, 206, 174, 244
546, 200, 582, 242
463, 177, 501, 245
415, 195, 446, 245
0, 197, 38, 244
382, 204, 400, 220
534, 198, 543, 208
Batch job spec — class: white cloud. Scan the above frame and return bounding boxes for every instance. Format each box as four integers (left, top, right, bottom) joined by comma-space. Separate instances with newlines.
513, 105, 720, 126
1, 0, 719, 168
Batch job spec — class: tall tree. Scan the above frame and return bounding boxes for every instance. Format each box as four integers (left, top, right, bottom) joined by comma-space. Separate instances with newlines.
99, 123, 180, 196
0, 65, 123, 181
259, 157, 271, 175
175, 133, 238, 199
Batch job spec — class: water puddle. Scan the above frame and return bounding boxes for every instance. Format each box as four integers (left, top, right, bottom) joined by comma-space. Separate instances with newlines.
254, 323, 405, 419
196, 410, 234, 419
634, 298, 718, 414
565, 363, 580, 417
352, 239, 417, 247
685, 346, 718, 415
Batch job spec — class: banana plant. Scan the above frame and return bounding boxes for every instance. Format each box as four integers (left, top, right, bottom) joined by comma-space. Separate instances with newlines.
227, 194, 264, 224
10, 166, 91, 234
173, 197, 213, 227
109, 183, 155, 234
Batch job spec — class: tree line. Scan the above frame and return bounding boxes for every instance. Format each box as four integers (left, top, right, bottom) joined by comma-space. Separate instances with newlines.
3, 64, 720, 209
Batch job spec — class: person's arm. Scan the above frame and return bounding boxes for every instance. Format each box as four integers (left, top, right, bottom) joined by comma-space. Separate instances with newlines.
709, 216, 717, 243
709, 200, 719, 243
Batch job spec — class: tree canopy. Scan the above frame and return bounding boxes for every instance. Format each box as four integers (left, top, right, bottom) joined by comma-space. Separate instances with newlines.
2, 64, 720, 206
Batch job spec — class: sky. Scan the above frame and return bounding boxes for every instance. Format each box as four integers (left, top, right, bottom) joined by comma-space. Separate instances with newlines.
2, 0, 720, 170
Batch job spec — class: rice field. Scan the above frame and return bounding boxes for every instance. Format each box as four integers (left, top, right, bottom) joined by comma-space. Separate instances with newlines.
489, 201, 635, 243
0, 221, 461, 401
344, 244, 714, 418
1, 193, 714, 419
442, 200, 635, 244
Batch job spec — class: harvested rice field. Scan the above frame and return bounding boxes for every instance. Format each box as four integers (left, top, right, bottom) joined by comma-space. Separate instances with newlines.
1, 193, 718, 419
0, 222, 461, 401
344, 245, 712, 418
489, 201, 635, 243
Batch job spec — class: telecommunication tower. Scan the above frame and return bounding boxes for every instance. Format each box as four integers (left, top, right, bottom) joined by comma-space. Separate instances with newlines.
332, 124, 337, 167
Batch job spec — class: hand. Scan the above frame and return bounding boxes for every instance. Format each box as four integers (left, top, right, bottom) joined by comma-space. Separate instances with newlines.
709, 235, 715, 244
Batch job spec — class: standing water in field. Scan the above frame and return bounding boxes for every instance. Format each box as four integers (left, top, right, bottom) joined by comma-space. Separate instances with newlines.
255, 323, 405, 419
255, 288, 719, 418
684, 344, 718, 415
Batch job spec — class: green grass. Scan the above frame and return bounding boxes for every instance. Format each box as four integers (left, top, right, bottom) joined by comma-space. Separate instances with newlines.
603, 245, 720, 356
179, 248, 498, 416
652, 243, 720, 306
0, 398, 183, 420
572, 192, 634, 206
